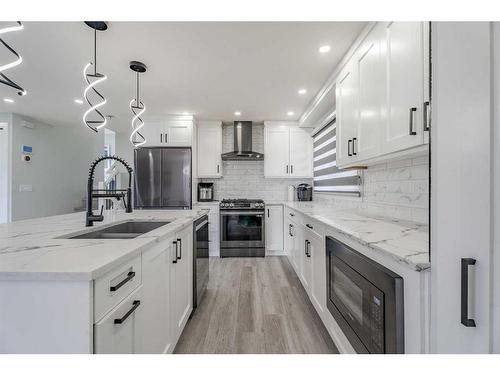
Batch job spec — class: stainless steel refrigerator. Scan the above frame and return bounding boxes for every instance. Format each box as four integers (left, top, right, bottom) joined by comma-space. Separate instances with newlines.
134, 147, 192, 209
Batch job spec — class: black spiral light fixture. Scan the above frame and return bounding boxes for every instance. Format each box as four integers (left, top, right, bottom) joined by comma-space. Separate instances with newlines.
129, 61, 147, 147
82, 21, 108, 133
0, 21, 26, 96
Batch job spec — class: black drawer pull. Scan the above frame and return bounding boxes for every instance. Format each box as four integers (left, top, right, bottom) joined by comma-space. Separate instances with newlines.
114, 300, 141, 324
306, 224, 313, 229
289, 212, 295, 217
461, 258, 477, 327
110, 271, 136, 292
177, 238, 182, 260
172, 241, 178, 263
409, 107, 417, 135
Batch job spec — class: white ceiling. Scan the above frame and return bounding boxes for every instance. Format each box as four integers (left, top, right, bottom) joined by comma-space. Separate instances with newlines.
0, 21, 365, 132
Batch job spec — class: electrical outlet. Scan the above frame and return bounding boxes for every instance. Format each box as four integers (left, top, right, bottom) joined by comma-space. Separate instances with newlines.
19, 184, 33, 192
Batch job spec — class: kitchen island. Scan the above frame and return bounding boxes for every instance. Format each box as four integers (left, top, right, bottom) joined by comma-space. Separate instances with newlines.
0, 209, 208, 353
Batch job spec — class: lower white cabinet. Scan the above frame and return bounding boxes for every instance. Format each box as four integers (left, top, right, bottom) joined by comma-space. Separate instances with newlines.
307, 227, 326, 316
140, 240, 174, 354
97, 225, 193, 354
300, 229, 312, 293
265, 205, 283, 254
170, 225, 193, 343
94, 286, 144, 354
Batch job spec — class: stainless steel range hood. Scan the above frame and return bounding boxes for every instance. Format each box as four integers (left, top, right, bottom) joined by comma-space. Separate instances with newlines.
221, 121, 264, 161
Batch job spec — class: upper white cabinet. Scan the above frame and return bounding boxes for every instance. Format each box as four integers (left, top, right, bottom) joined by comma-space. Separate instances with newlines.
139, 115, 193, 147
384, 22, 425, 153
264, 122, 313, 178
197, 121, 222, 178
334, 22, 430, 169
336, 61, 359, 167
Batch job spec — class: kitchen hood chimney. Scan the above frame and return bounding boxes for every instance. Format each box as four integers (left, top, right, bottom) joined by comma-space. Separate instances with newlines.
221, 121, 264, 161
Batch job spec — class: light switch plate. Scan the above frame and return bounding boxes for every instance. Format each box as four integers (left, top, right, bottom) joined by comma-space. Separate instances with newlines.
19, 184, 33, 192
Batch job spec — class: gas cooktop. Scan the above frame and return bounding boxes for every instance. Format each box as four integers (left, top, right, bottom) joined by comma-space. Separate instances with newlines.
219, 199, 265, 209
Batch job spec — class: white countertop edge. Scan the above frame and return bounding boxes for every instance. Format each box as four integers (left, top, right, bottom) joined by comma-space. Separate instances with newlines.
271, 201, 430, 272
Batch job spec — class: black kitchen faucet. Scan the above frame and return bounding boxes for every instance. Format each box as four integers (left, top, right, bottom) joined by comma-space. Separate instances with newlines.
86, 155, 133, 227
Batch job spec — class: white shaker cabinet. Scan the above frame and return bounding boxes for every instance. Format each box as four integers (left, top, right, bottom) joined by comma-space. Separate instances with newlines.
336, 62, 359, 167
170, 225, 193, 343
355, 23, 385, 161
383, 22, 425, 153
308, 227, 326, 316
289, 127, 313, 178
139, 116, 193, 147
197, 121, 222, 178
265, 204, 284, 254
139, 240, 174, 354
264, 122, 313, 178
264, 125, 290, 177
335, 22, 429, 169
94, 286, 144, 354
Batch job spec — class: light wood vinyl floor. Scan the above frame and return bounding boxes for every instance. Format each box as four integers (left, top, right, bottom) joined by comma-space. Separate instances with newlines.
174, 256, 338, 354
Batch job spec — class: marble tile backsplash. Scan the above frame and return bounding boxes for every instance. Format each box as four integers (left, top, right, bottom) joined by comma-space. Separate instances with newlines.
315, 154, 429, 224
201, 123, 429, 224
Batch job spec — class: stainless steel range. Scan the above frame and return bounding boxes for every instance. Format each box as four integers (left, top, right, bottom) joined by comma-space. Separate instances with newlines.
220, 199, 265, 257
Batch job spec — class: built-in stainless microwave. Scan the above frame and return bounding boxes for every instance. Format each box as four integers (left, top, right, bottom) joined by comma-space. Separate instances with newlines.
326, 236, 405, 353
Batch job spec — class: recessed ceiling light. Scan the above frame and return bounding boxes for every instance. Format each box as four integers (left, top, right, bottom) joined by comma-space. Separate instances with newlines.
234, 111, 241, 116
287, 111, 295, 116
319, 45, 331, 54
3, 98, 14, 103
298, 89, 307, 95
74, 99, 83, 104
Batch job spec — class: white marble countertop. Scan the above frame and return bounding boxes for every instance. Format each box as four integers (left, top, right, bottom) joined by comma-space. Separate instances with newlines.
0, 209, 208, 281
269, 201, 430, 272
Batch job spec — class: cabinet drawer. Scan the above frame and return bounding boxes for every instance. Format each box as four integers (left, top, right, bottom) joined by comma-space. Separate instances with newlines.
94, 285, 143, 354
285, 207, 301, 224
94, 255, 142, 322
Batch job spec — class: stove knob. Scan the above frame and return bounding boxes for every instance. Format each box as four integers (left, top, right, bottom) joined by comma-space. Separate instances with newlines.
230, 203, 235, 207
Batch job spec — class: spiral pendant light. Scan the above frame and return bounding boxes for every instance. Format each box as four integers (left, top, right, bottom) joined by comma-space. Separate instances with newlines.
129, 61, 147, 147
82, 21, 108, 133
0, 21, 27, 96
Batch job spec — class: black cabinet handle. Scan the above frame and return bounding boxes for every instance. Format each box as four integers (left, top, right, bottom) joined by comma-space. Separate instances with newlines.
348, 139, 353, 156
409, 107, 417, 135
352, 137, 357, 156
423, 101, 430, 131
461, 258, 477, 327
306, 240, 311, 257
160, 134, 163, 143
290, 165, 293, 174
289, 212, 295, 217
114, 300, 141, 324
306, 224, 313, 229
267, 208, 270, 218
177, 238, 182, 260
304, 239, 308, 256
286, 165, 289, 174
165, 133, 168, 143
172, 241, 178, 263
110, 271, 136, 292
289, 224, 293, 237
217, 164, 220, 174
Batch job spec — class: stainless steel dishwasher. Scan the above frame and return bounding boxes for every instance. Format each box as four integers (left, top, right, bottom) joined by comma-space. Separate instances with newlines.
193, 215, 209, 310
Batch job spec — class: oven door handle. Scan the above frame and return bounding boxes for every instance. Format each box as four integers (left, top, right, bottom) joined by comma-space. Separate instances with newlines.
220, 211, 265, 216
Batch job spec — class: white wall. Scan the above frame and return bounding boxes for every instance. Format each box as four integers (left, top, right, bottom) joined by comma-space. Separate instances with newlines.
0, 113, 12, 223
7, 113, 104, 221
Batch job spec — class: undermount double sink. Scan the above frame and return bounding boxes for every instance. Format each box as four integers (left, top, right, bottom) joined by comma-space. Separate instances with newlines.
64, 220, 172, 239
